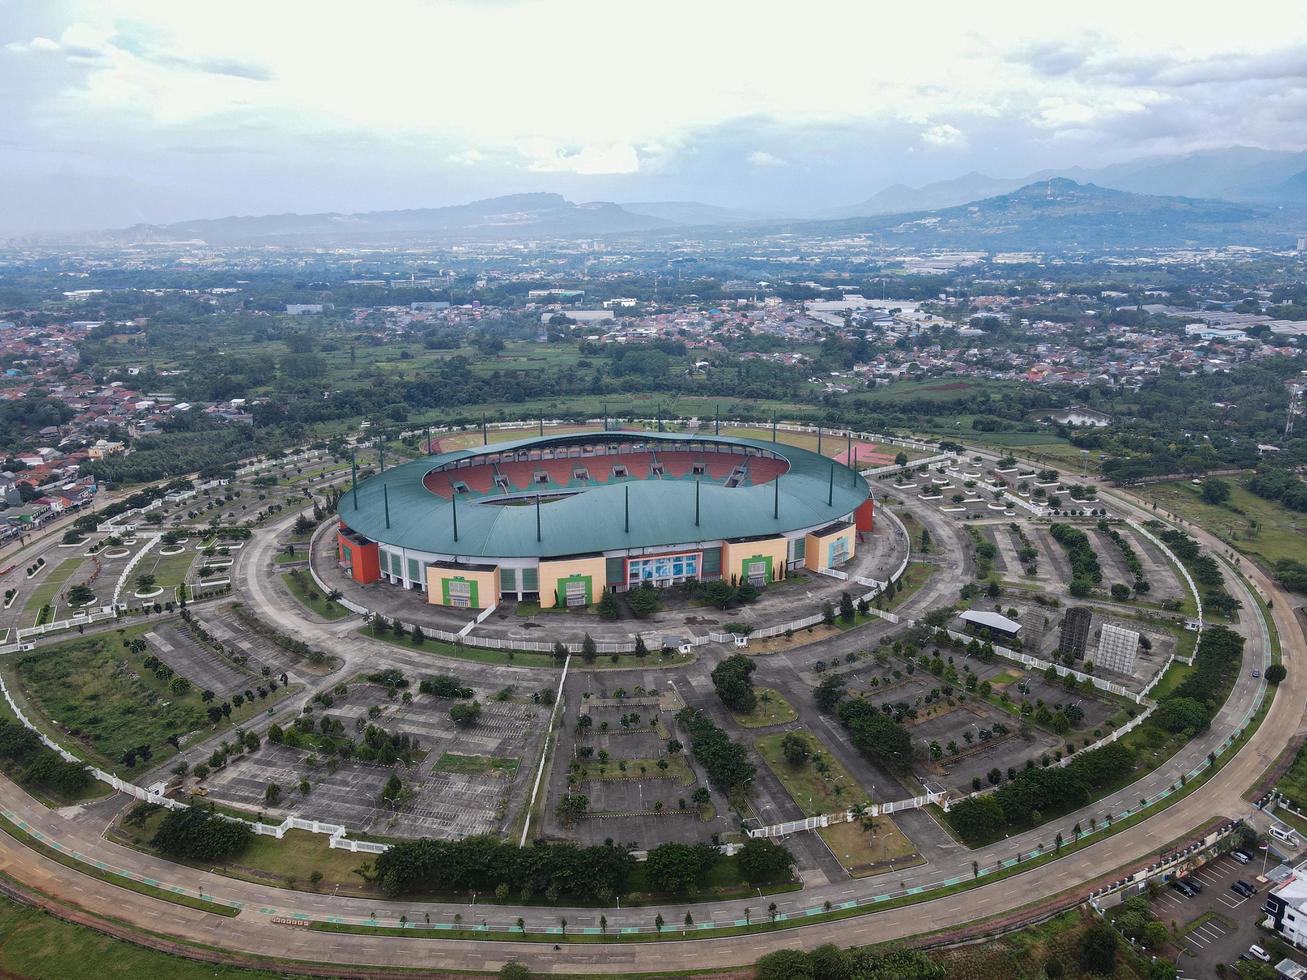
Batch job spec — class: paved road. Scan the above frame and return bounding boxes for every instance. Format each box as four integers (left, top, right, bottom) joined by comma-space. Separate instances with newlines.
0, 476, 1298, 973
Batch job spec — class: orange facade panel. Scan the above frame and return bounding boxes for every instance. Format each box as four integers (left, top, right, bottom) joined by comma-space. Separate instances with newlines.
337, 528, 380, 584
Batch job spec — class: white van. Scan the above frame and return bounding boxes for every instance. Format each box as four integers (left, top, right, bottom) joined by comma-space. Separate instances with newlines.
1231, 850, 1251, 864
1271, 825, 1299, 847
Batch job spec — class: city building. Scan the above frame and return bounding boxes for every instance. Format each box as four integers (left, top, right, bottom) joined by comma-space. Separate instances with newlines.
1266, 871, 1307, 947
1059, 606, 1092, 659
1096, 623, 1140, 674
335, 431, 873, 610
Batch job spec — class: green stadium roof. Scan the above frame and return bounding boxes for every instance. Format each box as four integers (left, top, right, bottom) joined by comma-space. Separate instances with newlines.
338, 431, 870, 560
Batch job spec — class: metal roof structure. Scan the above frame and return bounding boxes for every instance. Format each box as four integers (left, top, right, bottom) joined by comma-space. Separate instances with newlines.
338, 431, 870, 559
960, 609, 1023, 634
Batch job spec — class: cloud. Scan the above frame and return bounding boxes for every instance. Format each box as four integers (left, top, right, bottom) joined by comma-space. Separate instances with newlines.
920, 124, 967, 148
747, 150, 788, 168
524, 141, 641, 175
108, 31, 272, 80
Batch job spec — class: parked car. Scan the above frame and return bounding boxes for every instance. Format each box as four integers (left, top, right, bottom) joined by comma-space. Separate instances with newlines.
1170, 879, 1195, 897
1253, 668, 1261, 678
1249, 945, 1272, 962
1181, 877, 1203, 893
1233, 880, 1258, 897
1232, 850, 1252, 863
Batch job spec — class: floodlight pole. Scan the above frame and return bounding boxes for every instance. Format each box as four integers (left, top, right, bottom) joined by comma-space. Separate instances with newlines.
539, 415, 544, 437
771, 411, 777, 442
624, 485, 630, 533
715, 403, 720, 436
379, 440, 385, 473
773, 474, 780, 519
828, 464, 834, 506
351, 450, 358, 510
383, 484, 391, 528
482, 413, 487, 445
425, 425, 431, 454
451, 491, 459, 542
817, 425, 822, 456
695, 479, 700, 527
536, 494, 542, 542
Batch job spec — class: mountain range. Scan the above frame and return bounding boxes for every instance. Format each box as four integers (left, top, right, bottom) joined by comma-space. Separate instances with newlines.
99, 147, 1307, 250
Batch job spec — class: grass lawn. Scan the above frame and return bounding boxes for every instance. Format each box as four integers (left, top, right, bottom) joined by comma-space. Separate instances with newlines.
433, 752, 519, 777
731, 688, 798, 728
1277, 743, 1307, 810
21, 558, 84, 625
272, 549, 307, 565
573, 752, 695, 787
756, 730, 871, 814
0, 895, 276, 979
8, 626, 295, 777
362, 626, 557, 668
880, 561, 936, 612
817, 817, 919, 875
281, 571, 349, 621
138, 546, 196, 592
1136, 478, 1307, 572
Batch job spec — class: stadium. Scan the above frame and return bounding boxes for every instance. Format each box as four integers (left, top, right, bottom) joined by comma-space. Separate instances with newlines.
335, 430, 874, 610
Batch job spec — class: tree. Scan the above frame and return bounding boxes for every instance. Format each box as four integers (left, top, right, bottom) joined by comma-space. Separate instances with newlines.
634, 635, 648, 658
1154, 697, 1209, 734
815, 674, 846, 713
380, 773, 404, 808
645, 842, 703, 893
711, 654, 757, 713
581, 634, 597, 662
756, 950, 814, 980
1110, 583, 1131, 601
1266, 663, 1287, 684
499, 964, 531, 980
736, 838, 795, 883
894, 452, 909, 467
135, 573, 156, 593
151, 806, 251, 861
596, 588, 620, 621
555, 793, 589, 828
626, 583, 659, 618
67, 583, 95, 606
449, 700, 482, 727
781, 732, 811, 767
1201, 478, 1231, 505
822, 601, 836, 626
838, 591, 856, 624
1078, 923, 1118, 975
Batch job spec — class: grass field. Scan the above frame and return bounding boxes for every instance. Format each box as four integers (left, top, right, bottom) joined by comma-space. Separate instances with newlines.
362, 626, 557, 668
0, 896, 280, 980
8, 627, 293, 775
881, 561, 936, 611
755, 730, 871, 814
433, 752, 520, 776
817, 817, 918, 874
21, 558, 84, 625
731, 688, 798, 728
281, 571, 350, 621
1135, 478, 1307, 571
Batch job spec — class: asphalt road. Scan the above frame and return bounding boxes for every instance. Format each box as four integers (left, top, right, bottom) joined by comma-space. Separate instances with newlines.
0, 478, 1297, 974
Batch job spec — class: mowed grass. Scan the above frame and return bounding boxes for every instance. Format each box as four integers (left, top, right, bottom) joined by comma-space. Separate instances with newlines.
817, 816, 918, 874
731, 687, 798, 728
433, 752, 520, 776
0, 897, 282, 980
21, 558, 85, 624
9, 626, 292, 775
755, 730, 871, 815
1136, 478, 1307, 570
281, 571, 350, 621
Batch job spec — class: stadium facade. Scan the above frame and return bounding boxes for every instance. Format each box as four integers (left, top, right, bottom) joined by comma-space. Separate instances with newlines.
335, 431, 874, 610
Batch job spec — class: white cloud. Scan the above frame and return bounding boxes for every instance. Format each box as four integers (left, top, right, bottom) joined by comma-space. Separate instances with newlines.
523, 141, 641, 175
920, 124, 967, 148
747, 150, 788, 168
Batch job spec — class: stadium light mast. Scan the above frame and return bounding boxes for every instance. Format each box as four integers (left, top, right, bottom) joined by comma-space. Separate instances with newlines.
715, 403, 720, 436
828, 464, 835, 506
695, 478, 700, 527
603, 402, 608, 432
379, 439, 385, 473
817, 425, 822, 456
425, 425, 431, 454
383, 483, 391, 528
451, 491, 459, 542
351, 450, 358, 510
624, 484, 630, 533
773, 474, 780, 519
482, 413, 488, 446
536, 494, 542, 542
771, 411, 777, 442
539, 415, 544, 437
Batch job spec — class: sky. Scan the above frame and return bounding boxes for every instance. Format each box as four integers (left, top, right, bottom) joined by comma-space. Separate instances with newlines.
3, 0, 1307, 232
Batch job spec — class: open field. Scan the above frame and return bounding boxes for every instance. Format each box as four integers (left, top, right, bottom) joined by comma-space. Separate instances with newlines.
730, 687, 798, 728
281, 571, 350, 620
7, 626, 294, 775
755, 730, 871, 814
1135, 477, 1307, 571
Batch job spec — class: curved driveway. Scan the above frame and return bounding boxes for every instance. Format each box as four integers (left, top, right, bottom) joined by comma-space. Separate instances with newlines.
0, 476, 1298, 974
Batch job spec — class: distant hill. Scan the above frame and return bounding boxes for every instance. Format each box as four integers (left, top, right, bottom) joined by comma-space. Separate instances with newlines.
619, 200, 777, 225
797, 178, 1301, 249
819, 172, 1026, 218
111, 192, 672, 244
829, 147, 1307, 219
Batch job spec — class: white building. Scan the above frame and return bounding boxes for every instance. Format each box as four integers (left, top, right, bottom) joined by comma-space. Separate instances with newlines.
1096, 623, 1139, 674
1267, 871, 1307, 946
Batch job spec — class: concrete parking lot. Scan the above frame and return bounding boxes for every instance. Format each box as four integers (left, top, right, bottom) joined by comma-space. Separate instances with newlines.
1151, 853, 1275, 979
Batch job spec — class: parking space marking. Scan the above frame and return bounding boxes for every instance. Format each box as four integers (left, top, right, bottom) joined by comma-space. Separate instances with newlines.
1219, 894, 1248, 910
